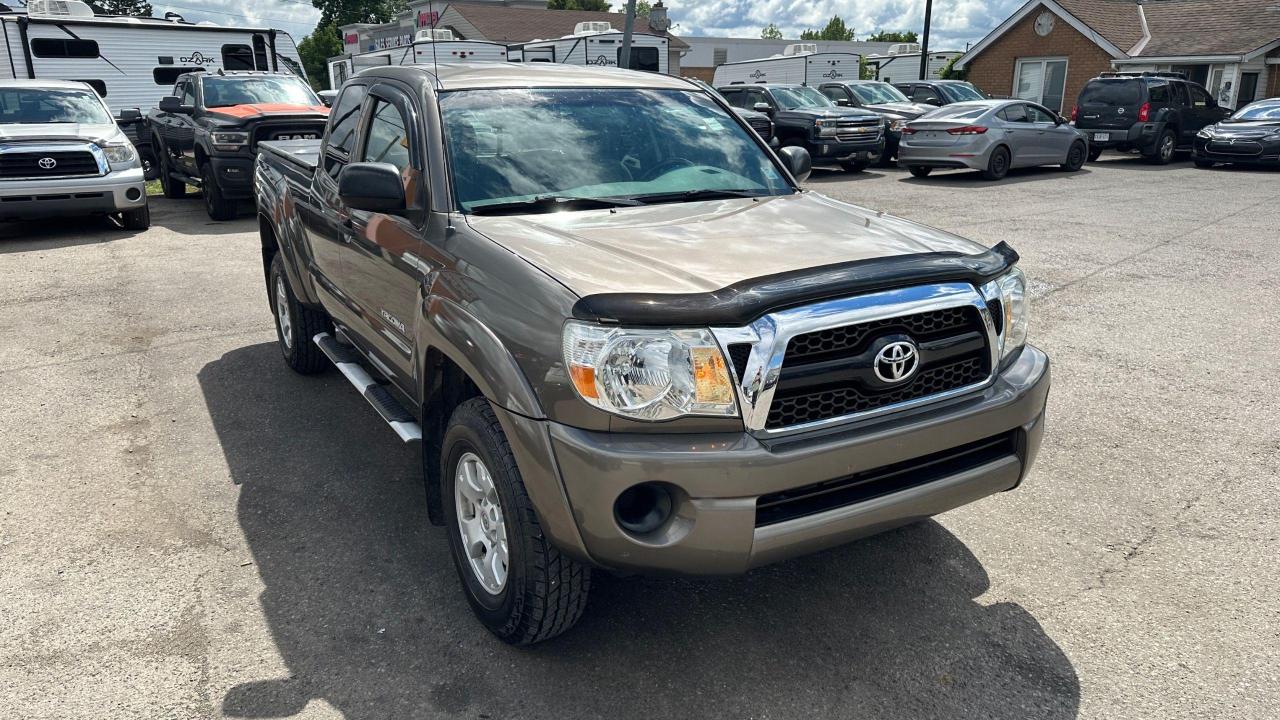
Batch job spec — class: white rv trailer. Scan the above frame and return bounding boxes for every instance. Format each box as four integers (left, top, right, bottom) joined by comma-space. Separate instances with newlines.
516, 22, 669, 74
713, 44, 860, 86
865, 44, 962, 83
0, 0, 306, 117
328, 28, 511, 88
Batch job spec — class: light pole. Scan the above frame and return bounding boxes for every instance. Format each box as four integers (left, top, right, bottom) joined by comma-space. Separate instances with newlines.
919, 0, 933, 80
620, 0, 638, 70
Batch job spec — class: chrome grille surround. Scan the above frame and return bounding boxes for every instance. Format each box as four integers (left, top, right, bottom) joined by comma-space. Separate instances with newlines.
711, 282, 1001, 438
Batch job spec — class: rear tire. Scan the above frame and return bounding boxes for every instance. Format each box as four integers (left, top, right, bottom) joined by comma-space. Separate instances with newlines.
201, 162, 236, 220
1087, 147, 1103, 162
443, 397, 591, 645
1145, 129, 1177, 165
908, 166, 933, 178
139, 148, 160, 182
268, 253, 330, 375
982, 146, 1010, 180
1062, 141, 1087, 172
157, 143, 185, 199
839, 160, 869, 173
120, 204, 150, 230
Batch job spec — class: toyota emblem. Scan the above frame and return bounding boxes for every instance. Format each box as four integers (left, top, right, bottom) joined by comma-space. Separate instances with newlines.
38, 157, 57, 170
874, 341, 920, 384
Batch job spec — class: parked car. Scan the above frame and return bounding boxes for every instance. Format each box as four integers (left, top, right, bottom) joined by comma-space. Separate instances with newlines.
818, 80, 935, 162
147, 70, 328, 220
1071, 72, 1230, 164
255, 64, 1049, 644
898, 99, 1088, 180
893, 80, 987, 107
717, 83, 884, 171
0, 79, 149, 229
685, 77, 774, 143
1193, 97, 1280, 168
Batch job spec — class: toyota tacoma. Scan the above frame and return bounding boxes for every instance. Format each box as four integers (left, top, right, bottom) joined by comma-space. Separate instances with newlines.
255, 64, 1050, 645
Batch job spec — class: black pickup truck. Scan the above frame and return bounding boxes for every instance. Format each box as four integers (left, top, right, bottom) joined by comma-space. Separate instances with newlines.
147, 71, 327, 219
717, 83, 885, 171
255, 64, 1048, 644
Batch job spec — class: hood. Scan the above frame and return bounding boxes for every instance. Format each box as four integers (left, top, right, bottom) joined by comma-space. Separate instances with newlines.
206, 104, 329, 121
0, 122, 122, 144
864, 101, 932, 118
1211, 121, 1280, 137
466, 192, 988, 298
779, 106, 879, 121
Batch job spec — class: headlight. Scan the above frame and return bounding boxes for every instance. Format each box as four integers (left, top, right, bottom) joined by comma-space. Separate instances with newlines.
101, 142, 137, 170
212, 131, 249, 150
562, 321, 738, 420
994, 267, 1029, 360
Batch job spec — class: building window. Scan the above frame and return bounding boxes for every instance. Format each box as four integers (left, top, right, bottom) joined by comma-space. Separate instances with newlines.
1014, 57, 1068, 112
253, 35, 269, 70
713, 48, 728, 66
153, 67, 205, 85
222, 44, 256, 71
31, 38, 99, 58
618, 46, 659, 72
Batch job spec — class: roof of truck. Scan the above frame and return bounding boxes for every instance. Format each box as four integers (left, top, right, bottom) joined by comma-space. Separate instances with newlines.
358, 63, 698, 92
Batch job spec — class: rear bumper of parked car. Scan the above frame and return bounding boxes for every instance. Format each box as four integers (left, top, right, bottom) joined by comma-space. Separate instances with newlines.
1193, 137, 1280, 164
897, 138, 997, 171
498, 345, 1050, 575
1077, 122, 1161, 153
0, 167, 146, 221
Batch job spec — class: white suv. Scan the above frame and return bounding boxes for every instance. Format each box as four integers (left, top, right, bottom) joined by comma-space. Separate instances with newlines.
0, 79, 149, 229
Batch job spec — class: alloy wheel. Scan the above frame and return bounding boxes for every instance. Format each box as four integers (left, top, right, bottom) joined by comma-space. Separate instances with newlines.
454, 452, 508, 595
275, 276, 293, 350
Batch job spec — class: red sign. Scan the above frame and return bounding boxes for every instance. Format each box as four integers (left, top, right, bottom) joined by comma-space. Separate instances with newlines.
416, 10, 439, 27
344, 33, 359, 45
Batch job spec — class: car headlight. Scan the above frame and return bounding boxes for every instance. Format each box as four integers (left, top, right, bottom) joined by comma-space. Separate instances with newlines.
562, 321, 738, 420
101, 142, 137, 170
212, 131, 249, 150
991, 267, 1029, 361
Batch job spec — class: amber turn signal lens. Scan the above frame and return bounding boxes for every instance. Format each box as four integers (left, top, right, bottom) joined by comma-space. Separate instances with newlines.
569, 364, 599, 399
691, 347, 733, 405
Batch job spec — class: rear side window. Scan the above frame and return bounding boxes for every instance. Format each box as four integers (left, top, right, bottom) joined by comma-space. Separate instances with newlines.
1148, 84, 1169, 103
31, 38, 99, 58
1079, 80, 1141, 106
999, 104, 1029, 122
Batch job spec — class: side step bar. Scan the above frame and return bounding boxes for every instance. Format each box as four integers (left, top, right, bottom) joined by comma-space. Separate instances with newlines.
313, 332, 422, 443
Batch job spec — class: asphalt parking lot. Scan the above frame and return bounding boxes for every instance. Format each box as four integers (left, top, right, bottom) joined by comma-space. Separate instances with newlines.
2, 156, 1277, 719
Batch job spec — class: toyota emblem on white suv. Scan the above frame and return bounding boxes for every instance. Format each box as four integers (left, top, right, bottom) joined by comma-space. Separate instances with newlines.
874, 340, 920, 383
38, 157, 57, 170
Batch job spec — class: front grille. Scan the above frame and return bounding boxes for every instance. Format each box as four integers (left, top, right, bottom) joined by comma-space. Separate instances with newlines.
765, 306, 989, 429
755, 431, 1017, 527
1209, 140, 1264, 155
251, 123, 327, 149
746, 117, 773, 138
0, 150, 100, 179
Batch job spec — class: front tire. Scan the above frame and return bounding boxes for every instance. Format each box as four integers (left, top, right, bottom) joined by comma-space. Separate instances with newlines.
201, 162, 236, 221
1062, 141, 1087, 172
840, 160, 869, 173
120, 204, 150, 230
268, 253, 330, 374
443, 398, 591, 645
982, 146, 1011, 180
908, 166, 933, 178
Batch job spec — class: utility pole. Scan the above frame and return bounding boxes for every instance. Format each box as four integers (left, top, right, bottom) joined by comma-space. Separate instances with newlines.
919, 0, 933, 80
620, 0, 638, 70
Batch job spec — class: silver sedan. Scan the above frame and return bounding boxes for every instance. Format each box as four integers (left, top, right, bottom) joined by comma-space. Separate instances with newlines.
898, 99, 1089, 180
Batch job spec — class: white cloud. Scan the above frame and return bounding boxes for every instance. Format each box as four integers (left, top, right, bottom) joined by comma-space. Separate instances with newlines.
150, 0, 322, 41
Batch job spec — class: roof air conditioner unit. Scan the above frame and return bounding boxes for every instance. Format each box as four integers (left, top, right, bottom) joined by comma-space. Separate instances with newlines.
888, 43, 922, 56
573, 21, 612, 36
415, 28, 457, 42
783, 43, 818, 56
27, 0, 96, 18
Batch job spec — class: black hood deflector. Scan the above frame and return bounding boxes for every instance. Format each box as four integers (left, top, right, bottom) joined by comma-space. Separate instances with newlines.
571, 242, 1019, 326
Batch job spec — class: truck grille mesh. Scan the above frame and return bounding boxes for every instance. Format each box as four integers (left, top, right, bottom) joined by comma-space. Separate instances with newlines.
0, 151, 99, 179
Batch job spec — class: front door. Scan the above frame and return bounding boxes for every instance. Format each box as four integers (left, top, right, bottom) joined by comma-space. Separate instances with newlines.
1027, 103, 1074, 161
1238, 73, 1259, 107
998, 102, 1042, 165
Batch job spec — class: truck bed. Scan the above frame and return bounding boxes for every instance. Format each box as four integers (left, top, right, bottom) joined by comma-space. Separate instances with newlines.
258, 139, 320, 173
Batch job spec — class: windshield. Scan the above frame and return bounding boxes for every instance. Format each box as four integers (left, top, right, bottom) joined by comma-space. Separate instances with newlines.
201, 76, 319, 107
441, 88, 793, 213
939, 83, 985, 102
1079, 79, 1141, 106
771, 86, 833, 110
0, 88, 111, 124
850, 82, 910, 105
1229, 101, 1280, 121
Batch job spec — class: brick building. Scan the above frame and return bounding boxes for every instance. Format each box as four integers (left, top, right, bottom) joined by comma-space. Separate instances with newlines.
955, 0, 1280, 112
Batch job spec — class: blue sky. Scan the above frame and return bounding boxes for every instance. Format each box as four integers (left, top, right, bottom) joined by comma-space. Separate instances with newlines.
149, 0, 1025, 50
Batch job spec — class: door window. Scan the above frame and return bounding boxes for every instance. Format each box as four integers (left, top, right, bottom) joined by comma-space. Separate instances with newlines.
999, 104, 1029, 123
820, 86, 851, 104
745, 90, 770, 110
324, 84, 367, 179
1171, 82, 1190, 107
911, 85, 941, 104
360, 100, 412, 173
1189, 85, 1212, 109
1014, 58, 1068, 112
179, 81, 196, 105
1026, 105, 1056, 123
718, 89, 744, 108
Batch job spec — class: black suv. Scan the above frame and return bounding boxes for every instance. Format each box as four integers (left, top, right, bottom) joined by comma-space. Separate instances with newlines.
718, 84, 884, 172
1072, 72, 1231, 164
893, 80, 988, 107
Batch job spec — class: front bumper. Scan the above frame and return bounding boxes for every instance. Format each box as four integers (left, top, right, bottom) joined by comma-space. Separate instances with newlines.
0, 167, 146, 220
809, 136, 884, 162
209, 156, 255, 200
1193, 136, 1280, 164
501, 345, 1050, 575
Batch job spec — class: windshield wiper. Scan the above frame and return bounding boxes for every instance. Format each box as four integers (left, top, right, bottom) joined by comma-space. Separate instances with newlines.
467, 195, 643, 216
627, 188, 768, 205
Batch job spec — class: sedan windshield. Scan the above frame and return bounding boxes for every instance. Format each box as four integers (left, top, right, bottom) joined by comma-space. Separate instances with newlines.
1228, 101, 1280, 121
0, 88, 111, 124
771, 86, 833, 109
201, 76, 319, 108
850, 82, 910, 105
441, 88, 793, 213
940, 83, 986, 102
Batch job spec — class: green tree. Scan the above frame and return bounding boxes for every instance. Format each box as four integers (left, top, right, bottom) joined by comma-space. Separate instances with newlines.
312, 0, 407, 29
938, 55, 967, 80
548, 0, 611, 10
866, 30, 918, 43
298, 22, 343, 91
96, 0, 152, 16
760, 23, 783, 40
799, 15, 855, 42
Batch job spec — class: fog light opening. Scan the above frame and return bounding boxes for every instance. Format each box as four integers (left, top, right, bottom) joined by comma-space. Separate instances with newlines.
125, 187, 142, 201
614, 483, 673, 537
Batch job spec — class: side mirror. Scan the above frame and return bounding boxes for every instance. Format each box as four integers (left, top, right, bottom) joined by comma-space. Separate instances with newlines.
753, 102, 772, 113
777, 146, 811, 183
158, 96, 193, 114
118, 108, 142, 124
925, 98, 943, 107
339, 162, 406, 213
835, 98, 850, 106
317, 90, 336, 108
1054, 114, 1066, 125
